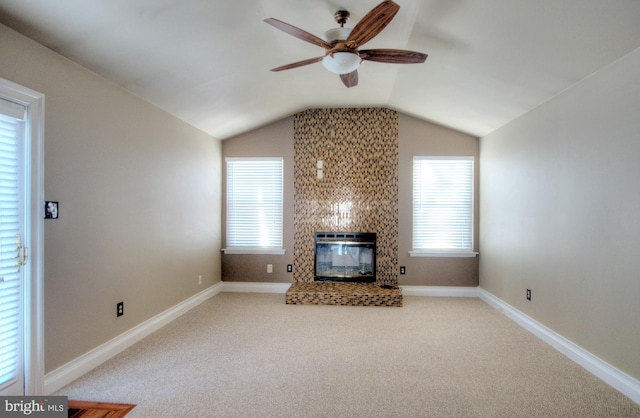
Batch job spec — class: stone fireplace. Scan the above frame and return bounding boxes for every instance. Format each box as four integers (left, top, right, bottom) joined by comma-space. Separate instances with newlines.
286, 108, 402, 306
292, 108, 399, 287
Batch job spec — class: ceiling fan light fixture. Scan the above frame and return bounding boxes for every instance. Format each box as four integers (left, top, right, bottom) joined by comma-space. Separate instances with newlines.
322, 52, 361, 74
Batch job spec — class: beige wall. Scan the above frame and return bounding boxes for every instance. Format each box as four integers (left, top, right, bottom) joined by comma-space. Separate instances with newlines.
480, 47, 640, 380
398, 114, 479, 286
221, 117, 295, 282
0, 24, 222, 372
222, 109, 480, 286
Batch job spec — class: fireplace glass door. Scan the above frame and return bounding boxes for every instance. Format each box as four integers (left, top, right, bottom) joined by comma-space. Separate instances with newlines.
314, 232, 376, 282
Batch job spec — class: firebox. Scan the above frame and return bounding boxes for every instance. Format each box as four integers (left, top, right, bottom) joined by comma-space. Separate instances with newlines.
314, 232, 376, 283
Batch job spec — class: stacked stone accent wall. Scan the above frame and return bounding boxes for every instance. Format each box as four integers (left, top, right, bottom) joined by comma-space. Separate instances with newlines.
293, 108, 399, 286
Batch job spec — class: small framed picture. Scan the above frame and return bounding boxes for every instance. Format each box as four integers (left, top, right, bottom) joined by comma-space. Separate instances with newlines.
45, 201, 59, 219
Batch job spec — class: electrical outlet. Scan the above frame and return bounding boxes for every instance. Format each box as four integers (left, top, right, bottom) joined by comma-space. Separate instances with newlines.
526, 289, 531, 301
267, 264, 273, 273
287, 264, 293, 273
198, 275, 203, 285
117, 301, 124, 317
400, 266, 406, 275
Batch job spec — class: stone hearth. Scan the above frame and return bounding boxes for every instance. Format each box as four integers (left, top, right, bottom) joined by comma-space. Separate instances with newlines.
285, 282, 402, 307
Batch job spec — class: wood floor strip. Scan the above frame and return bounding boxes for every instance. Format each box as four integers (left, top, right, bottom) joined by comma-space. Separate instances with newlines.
68, 400, 135, 418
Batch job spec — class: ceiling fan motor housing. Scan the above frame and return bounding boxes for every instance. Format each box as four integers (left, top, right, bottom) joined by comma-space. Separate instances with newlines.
334, 10, 350, 26
321, 27, 361, 74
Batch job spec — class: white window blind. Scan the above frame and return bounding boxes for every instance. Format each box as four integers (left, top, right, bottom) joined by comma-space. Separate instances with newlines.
225, 157, 283, 253
412, 156, 475, 255
0, 101, 25, 389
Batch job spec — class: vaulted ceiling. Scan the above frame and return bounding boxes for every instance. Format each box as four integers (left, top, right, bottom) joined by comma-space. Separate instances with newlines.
1, 0, 640, 140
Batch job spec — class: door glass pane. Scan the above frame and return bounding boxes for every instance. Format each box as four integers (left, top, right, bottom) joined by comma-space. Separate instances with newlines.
0, 105, 25, 392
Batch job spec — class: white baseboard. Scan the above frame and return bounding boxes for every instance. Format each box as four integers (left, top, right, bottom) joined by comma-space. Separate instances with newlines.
400, 285, 479, 297
222, 281, 291, 293
479, 288, 640, 405
44, 282, 223, 395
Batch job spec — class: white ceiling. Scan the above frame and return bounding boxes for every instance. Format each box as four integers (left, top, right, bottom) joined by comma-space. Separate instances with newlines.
1, 0, 640, 140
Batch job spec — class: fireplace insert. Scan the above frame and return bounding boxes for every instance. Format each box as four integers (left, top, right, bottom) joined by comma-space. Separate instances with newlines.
314, 232, 376, 283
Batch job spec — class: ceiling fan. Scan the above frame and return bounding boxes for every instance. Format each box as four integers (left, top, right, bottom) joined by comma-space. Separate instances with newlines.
264, 0, 428, 88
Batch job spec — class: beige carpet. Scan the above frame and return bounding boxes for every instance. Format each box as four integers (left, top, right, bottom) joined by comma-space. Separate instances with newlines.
56, 293, 639, 417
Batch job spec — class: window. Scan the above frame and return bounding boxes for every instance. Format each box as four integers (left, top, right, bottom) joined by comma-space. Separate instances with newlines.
224, 157, 284, 254
411, 156, 476, 257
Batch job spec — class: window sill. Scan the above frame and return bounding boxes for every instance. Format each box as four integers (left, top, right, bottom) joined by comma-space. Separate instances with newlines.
222, 248, 286, 255
410, 250, 478, 258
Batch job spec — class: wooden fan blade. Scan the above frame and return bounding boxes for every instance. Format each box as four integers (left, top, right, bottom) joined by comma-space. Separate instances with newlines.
359, 49, 428, 64
345, 1, 400, 49
270, 56, 324, 72
340, 70, 358, 88
264, 18, 333, 49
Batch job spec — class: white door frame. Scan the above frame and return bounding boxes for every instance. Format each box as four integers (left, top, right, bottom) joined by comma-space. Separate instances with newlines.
0, 77, 45, 395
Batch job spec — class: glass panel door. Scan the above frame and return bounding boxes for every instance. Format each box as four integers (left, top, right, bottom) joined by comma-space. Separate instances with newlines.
0, 98, 26, 396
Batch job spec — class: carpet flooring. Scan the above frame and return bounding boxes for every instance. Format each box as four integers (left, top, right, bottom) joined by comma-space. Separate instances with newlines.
56, 293, 640, 417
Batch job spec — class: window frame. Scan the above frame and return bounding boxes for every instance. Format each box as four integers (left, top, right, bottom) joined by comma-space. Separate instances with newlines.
410, 156, 478, 258
223, 157, 285, 255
